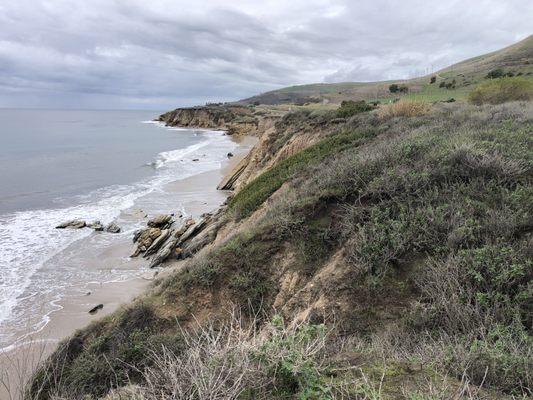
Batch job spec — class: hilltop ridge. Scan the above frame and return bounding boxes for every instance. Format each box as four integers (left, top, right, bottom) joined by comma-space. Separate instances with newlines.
239, 35, 533, 106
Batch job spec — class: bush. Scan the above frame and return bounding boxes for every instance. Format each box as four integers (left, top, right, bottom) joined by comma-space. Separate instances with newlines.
486, 68, 505, 79
336, 100, 373, 118
468, 77, 533, 105
137, 314, 339, 400
389, 84, 399, 93
430, 76, 436, 84
378, 99, 431, 118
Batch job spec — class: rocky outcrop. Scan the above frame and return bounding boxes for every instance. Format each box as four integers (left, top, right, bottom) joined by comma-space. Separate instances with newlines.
56, 220, 87, 229
144, 229, 170, 257
90, 221, 104, 231
217, 153, 251, 190
130, 212, 224, 268
158, 105, 260, 136
105, 223, 121, 233
147, 214, 174, 229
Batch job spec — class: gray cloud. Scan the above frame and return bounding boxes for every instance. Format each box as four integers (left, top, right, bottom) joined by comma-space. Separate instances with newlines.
0, 0, 531, 109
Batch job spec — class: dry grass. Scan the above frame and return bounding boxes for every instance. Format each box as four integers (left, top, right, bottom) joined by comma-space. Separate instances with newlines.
378, 99, 431, 118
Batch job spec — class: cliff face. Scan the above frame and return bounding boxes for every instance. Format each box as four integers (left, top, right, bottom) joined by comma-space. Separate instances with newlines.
158, 104, 261, 136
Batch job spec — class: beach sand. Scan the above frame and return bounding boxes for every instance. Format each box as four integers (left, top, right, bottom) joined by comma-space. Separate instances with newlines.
0, 133, 257, 399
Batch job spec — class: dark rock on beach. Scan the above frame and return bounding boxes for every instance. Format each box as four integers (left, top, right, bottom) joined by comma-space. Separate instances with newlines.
88, 304, 103, 314
105, 222, 121, 233
147, 214, 173, 228
56, 220, 86, 229
91, 221, 104, 231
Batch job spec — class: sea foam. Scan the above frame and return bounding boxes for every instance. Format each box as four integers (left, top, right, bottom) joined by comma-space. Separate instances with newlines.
0, 128, 237, 349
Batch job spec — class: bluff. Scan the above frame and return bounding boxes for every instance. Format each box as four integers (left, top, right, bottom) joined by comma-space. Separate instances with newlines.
158, 104, 261, 136
26, 37, 533, 399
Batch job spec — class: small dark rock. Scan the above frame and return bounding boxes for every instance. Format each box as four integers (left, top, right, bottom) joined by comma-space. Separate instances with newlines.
88, 304, 103, 314
227, 152, 234, 158
91, 221, 104, 231
56, 220, 86, 229
106, 222, 121, 233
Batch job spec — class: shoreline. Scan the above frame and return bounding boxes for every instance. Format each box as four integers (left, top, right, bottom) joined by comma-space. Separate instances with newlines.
0, 131, 257, 396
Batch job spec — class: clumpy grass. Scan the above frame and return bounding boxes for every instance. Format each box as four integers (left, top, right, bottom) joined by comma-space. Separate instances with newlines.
378, 99, 431, 118
228, 128, 377, 219
468, 77, 533, 105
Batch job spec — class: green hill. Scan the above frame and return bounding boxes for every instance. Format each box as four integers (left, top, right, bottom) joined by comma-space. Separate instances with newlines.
240, 35, 533, 105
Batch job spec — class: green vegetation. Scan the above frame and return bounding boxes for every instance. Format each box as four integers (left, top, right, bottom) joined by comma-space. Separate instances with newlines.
335, 100, 374, 118
468, 76, 533, 104
25, 86, 533, 398
389, 84, 408, 94
29, 303, 184, 399
405, 84, 470, 102
228, 127, 376, 219
486, 68, 506, 79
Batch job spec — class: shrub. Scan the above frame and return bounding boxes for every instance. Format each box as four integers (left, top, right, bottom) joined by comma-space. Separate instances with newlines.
398, 85, 409, 93
137, 314, 339, 400
336, 100, 374, 118
486, 68, 505, 79
468, 77, 533, 105
430, 76, 436, 84
389, 84, 399, 93
378, 99, 431, 118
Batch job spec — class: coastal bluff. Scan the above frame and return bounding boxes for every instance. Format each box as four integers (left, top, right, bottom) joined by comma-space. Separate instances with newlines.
157, 104, 260, 136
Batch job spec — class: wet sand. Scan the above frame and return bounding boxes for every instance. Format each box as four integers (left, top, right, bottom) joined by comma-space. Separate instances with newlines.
0, 133, 257, 398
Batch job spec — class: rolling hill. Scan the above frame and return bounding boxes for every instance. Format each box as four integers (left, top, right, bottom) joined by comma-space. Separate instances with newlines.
240, 34, 533, 105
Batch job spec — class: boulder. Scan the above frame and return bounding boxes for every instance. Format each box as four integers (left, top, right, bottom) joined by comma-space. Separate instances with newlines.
56, 220, 86, 229
106, 222, 121, 233
131, 227, 162, 257
91, 221, 104, 231
177, 216, 211, 246
181, 224, 218, 258
88, 304, 103, 314
144, 229, 170, 257
130, 244, 142, 258
147, 214, 173, 228
174, 218, 195, 239
149, 237, 179, 268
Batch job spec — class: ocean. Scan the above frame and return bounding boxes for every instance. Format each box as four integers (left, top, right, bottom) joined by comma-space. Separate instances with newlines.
0, 109, 237, 350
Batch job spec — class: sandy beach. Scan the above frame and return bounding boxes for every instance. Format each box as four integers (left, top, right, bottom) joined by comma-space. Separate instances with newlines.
0, 133, 256, 398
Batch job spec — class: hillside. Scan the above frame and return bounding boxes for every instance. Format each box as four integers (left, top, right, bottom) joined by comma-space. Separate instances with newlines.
27, 99, 532, 399
240, 35, 533, 106
22, 37, 533, 400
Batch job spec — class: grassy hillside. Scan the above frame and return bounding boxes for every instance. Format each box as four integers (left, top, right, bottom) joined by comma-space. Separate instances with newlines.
26, 99, 533, 399
240, 35, 533, 106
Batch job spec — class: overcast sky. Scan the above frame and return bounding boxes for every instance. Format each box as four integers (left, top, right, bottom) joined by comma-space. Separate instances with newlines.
0, 0, 531, 110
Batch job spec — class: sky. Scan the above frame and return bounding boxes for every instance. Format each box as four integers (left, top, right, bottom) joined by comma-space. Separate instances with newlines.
0, 0, 531, 110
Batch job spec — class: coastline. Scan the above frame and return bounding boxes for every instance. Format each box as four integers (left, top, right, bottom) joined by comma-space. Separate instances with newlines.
0, 131, 257, 396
